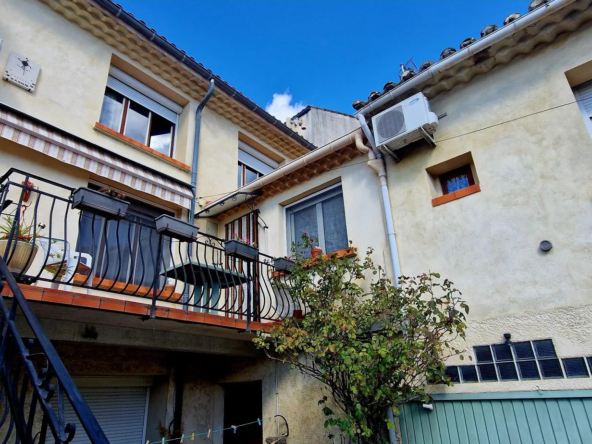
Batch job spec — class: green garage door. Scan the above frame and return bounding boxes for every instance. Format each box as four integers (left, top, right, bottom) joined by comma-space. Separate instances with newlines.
400, 391, 592, 444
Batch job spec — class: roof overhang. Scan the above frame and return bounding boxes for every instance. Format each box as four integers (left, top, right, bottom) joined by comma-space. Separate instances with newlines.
354, 0, 592, 118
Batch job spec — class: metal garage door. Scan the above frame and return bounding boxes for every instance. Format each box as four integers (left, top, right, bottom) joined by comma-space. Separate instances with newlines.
65, 386, 149, 444
400, 391, 592, 444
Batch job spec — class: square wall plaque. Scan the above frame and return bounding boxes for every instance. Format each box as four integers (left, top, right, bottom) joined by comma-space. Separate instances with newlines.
3, 52, 40, 92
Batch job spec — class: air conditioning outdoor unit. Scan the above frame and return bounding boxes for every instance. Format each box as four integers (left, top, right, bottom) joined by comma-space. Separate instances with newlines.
371, 92, 439, 158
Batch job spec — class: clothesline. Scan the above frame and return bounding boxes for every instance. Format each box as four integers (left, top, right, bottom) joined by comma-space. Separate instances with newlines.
147, 418, 261, 443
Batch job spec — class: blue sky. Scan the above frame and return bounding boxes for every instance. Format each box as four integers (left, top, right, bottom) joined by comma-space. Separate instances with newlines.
116, 0, 524, 120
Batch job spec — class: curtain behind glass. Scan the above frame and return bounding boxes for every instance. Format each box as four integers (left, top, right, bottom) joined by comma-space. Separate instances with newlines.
292, 205, 318, 258
321, 194, 348, 253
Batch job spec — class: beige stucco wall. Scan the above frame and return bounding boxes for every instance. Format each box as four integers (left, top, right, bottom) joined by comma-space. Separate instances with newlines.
383, 23, 592, 392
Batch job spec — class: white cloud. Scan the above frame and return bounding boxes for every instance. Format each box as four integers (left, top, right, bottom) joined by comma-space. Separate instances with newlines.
265, 91, 306, 122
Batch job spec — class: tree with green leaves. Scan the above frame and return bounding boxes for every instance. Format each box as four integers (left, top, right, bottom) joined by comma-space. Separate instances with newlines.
254, 236, 469, 443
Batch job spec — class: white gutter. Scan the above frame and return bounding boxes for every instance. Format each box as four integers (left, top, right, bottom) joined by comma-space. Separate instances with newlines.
203, 130, 361, 209
354, 0, 575, 118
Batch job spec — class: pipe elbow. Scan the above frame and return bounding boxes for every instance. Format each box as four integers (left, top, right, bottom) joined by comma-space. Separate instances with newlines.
354, 129, 376, 161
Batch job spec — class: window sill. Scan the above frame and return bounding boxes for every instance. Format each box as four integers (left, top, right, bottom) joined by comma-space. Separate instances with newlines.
94, 122, 190, 173
432, 184, 481, 207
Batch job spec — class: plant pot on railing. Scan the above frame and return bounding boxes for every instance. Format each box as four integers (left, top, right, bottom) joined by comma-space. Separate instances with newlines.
155, 215, 199, 242
273, 257, 294, 272
225, 239, 259, 262
71, 188, 129, 220
0, 239, 38, 274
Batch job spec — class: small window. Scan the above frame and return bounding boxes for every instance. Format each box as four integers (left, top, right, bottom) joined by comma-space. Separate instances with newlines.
237, 143, 278, 187
286, 185, 348, 256
99, 71, 180, 157
439, 164, 475, 195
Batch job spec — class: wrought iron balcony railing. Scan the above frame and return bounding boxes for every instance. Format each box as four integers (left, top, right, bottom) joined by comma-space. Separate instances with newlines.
0, 255, 109, 444
0, 169, 301, 325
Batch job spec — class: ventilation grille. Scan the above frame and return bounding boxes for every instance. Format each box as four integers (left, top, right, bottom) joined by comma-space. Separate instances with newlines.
374, 105, 406, 144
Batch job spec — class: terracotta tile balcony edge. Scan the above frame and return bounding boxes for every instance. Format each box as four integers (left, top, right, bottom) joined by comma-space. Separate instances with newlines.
1, 285, 275, 332
432, 184, 481, 207
94, 122, 191, 173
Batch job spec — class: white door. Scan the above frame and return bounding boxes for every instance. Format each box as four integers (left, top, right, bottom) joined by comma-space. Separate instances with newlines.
65, 386, 149, 444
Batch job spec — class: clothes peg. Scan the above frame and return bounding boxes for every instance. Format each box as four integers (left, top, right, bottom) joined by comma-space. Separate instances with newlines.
207, 429, 211, 438
191, 433, 195, 441
180, 434, 184, 443
257, 418, 261, 426
232, 425, 237, 434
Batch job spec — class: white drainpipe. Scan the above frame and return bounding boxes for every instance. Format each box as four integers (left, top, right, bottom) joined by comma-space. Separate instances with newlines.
354, 131, 402, 285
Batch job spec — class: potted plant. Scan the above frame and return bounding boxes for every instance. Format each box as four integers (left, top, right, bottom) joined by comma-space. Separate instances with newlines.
0, 206, 43, 274
225, 233, 259, 261
273, 256, 294, 272
71, 186, 129, 220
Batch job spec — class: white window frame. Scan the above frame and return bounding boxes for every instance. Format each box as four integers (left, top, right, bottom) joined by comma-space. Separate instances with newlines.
284, 183, 347, 255
574, 80, 592, 138
237, 140, 278, 187
101, 67, 181, 157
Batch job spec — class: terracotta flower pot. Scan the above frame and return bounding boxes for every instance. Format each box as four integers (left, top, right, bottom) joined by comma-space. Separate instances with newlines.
311, 247, 323, 260
0, 239, 38, 274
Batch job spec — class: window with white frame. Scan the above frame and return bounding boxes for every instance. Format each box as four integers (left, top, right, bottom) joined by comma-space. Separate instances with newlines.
237, 140, 278, 187
99, 67, 183, 157
574, 79, 592, 137
286, 185, 349, 256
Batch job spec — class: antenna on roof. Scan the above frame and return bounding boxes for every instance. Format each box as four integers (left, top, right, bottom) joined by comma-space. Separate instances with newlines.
399, 56, 418, 77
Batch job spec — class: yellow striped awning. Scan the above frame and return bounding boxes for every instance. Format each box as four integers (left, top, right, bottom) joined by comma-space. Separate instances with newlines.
0, 106, 193, 209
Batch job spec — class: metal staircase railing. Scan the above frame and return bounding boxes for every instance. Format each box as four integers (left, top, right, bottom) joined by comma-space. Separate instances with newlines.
0, 257, 109, 444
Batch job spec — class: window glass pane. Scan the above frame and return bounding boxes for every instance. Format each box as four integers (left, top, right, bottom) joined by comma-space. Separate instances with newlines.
99, 88, 124, 131
514, 342, 535, 360
563, 358, 589, 378
292, 205, 318, 257
460, 366, 478, 383
445, 173, 469, 193
518, 361, 540, 380
445, 366, 459, 383
321, 194, 348, 254
244, 166, 259, 186
237, 163, 243, 187
474, 346, 493, 363
533, 340, 557, 358
123, 101, 150, 145
149, 113, 174, 156
497, 362, 519, 381
539, 359, 564, 378
477, 364, 497, 382
492, 344, 513, 362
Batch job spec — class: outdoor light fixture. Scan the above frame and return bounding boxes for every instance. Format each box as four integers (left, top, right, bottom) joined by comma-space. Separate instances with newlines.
504, 333, 512, 345
540, 240, 553, 252
422, 404, 434, 411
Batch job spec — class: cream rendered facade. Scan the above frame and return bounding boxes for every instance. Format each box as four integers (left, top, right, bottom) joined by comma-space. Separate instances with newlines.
208, 0, 592, 414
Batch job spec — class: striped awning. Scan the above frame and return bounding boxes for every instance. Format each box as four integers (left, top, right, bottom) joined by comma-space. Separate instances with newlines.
0, 106, 193, 209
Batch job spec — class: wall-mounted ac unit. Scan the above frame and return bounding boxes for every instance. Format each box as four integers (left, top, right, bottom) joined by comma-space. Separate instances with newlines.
371, 92, 439, 158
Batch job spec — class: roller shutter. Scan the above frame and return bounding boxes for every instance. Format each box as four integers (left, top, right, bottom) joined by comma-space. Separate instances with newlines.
65, 386, 149, 444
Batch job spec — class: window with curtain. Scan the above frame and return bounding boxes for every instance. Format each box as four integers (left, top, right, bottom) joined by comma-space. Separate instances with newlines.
286, 185, 348, 256
98, 68, 182, 157
439, 164, 475, 195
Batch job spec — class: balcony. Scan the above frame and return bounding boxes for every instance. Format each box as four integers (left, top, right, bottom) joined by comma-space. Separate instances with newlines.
0, 169, 300, 330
